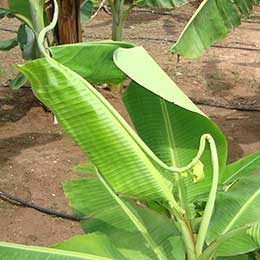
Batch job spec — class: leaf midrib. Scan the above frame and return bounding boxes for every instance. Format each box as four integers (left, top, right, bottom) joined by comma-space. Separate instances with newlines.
225, 155, 260, 183
95, 168, 166, 260
222, 189, 260, 234
58, 59, 175, 201
160, 99, 179, 167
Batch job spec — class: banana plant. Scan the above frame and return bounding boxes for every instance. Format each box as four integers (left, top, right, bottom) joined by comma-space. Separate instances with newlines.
172, 0, 260, 58
0, 0, 45, 88
0, 0, 93, 89
107, 0, 191, 41
0, 30, 259, 258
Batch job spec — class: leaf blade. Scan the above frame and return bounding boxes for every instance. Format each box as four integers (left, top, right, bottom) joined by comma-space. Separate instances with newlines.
0, 241, 114, 260
171, 0, 259, 58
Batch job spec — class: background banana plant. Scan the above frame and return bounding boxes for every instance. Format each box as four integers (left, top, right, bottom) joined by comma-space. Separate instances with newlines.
0, 0, 91, 89
172, 0, 260, 58
0, 0, 45, 88
1, 40, 259, 259
107, 0, 191, 41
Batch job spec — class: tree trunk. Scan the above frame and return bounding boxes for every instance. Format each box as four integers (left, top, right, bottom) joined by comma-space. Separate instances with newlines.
56, 0, 82, 44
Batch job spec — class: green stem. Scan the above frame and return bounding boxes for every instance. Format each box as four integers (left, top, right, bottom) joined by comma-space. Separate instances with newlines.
111, 0, 123, 41
29, 0, 45, 36
110, 0, 133, 41
37, 0, 59, 57
168, 134, 219, 260
28, 0, 46, 58
169, 204, 197, 260
195, 135, 219, 256
175, 173, 192, 220
13, 14, 34, 29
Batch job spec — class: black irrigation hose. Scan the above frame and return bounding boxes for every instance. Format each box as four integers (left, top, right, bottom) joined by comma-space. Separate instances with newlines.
0, 28, 17, 33
0, 191, 82, 222
133, 9, 174, 16
85, 35, 260, 52
2, 27, 258, 52
133, 8, 260, 25
124, 37, 260, 52
190, 97, 260, 112
241, 19, 260, 24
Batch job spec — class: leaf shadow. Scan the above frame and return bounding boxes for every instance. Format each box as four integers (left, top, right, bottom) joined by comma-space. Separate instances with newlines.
0, 132, 62, 166
0, 88, 39, 126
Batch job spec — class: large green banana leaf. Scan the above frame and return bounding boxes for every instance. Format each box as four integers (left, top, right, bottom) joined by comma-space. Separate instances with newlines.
114, 46, 227, 200
63, 167, 182, 259
172, 0, 260, 58
0, 239, 116, 260
17, 52, 190, 259
50, 43, 227, 200
17, 56, 177, 204
222, 151, 260, 184
207, 175, 260, 256
50, 41, 135, 85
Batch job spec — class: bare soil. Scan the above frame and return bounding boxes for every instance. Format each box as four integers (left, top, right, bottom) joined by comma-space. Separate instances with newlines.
0, 3, 260, 246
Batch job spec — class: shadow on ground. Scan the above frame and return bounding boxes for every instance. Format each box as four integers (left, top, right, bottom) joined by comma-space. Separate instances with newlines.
0, 132, 62, 166
0, 88, 39, 126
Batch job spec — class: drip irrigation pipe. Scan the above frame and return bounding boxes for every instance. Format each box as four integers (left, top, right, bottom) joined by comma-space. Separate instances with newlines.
85, 35, 260, 52
0, 191, 82, 222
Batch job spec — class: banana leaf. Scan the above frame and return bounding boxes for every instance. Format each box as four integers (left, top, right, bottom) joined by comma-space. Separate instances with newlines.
222, 151, 260, 184
52, 233, 127, 259
8, 0, 32, 20
207, 175, 260, 256
64, 167, 181, 259
114, 46, 227, 200
17, 50, 198, 259
50, 41, 135, 85
172, 0, 260, 58
51, 43, 228, 200
0, 239, 116, 260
